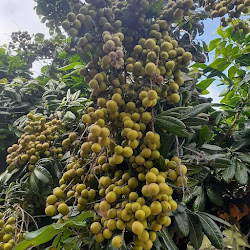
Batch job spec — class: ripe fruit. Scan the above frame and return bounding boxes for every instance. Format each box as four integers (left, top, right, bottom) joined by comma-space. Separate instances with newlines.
132, 221, 144, 235
112, 236, 122, 248
58, 203, 69, 216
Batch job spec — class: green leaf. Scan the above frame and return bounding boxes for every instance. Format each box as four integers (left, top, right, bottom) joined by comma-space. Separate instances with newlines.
158, 107, 191, 117
34, 166, 53, 184
188, 213, 203, 250
161, 229, 179, 250
155, 117, 189, 137
59, 62, 83, 71
187, 178, 199, 187
28, 172, 40, 193
202, 144, 222, 151
197, 212, 231, 227
222, 160, 236, 183
206, 187, 223, 207
186, 166, 203, 176
183, 186, 202, 204
16, 225, 62, 250
228, 66, 237, 79
219, 87, 230, 97
199, 125, 210, 145
181, 103, 212, 120
208, 58, 230, 72
197, 213, 224, 250
209, 38, 222, 51
236, 152, 250, 164
193, 189, 206, 211
235, 161, 248, 185
196, 78, 215, 90
183, 117, 208, 126
212, 158, 231, 168
174, 210, 190, 237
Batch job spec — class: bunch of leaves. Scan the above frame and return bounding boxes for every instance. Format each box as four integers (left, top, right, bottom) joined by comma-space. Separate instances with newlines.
0, 46, 33, 81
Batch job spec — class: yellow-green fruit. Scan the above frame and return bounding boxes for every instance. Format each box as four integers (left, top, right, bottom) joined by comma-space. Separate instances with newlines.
170, 93, 180, 103
150, 201, 162, 215
3, 243, 13, 250
132, 221, 144, 235
145, 39, 156, 49
45, 205, 56, 216
91, 222, 102, 234
58, 203, 69, 216
47, 195, 57, 205
168, 170, 178, 180
147, 90, 158, 100
145, 63, 157, 76
112, 236, 122, 248
142, 239, 153, 250
95, 232, 105, 243
103, 229, 112, 239
106, 191, 117, 203
182, 52, 192, 63
145, 172, 157, 183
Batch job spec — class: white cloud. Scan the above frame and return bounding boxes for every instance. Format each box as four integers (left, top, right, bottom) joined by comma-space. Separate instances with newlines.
0, 0, 49, 45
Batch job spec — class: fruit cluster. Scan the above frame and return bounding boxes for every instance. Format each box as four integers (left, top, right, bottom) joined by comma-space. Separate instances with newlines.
9, 31, 58, 59
205, 0, 250, 32
42, 0, 194, 249
6, 114, 65, 172
0, 213, 23, 250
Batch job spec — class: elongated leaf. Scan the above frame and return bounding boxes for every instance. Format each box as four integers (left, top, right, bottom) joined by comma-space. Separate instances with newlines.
183, 117, 208, 126
206, 187, 223, 207
209, 38, 222, 51
34, 166, 53, 184
197, 213, 224, 250
188, 213, 203, 249
28, 172, 40, 193
16, 225, 63, 250
236, 152, 250, 165
157, 107, 190, 117
212, 158, 231, 168
186, 166, 203, 176
235, 161, 248, 185
196, 78, 214, 90
197, 212, 231, 227
181, 103, 212, 120
59, 62, 83, 71
161, 229, 178, 250
155, 117, 189, 137
222, 160, 236, 183
193, 189, 206, 211
208, 58, 230, 72
187, 178, 199, 187
174, 210, 190, 237
202, 144, 222, 151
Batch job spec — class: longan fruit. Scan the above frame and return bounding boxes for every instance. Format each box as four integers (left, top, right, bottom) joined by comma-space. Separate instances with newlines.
132, 221, 144, 235
112, 236, 122, 248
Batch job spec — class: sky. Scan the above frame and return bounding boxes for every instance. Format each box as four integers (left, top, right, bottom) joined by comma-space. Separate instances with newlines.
0, 0, 223, 103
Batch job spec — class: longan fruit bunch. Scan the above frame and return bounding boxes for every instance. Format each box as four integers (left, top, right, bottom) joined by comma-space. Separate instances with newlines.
6, 113, 65, 172
0, 213, 23, 250
205, 0, 249, 29
165, 157, 188, 186
43, 0, 195, 249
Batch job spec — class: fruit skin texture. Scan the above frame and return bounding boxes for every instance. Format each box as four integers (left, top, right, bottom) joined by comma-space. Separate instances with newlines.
58, 203, 69, 216
132, 221, 144, 235
112, 236, 122, 248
